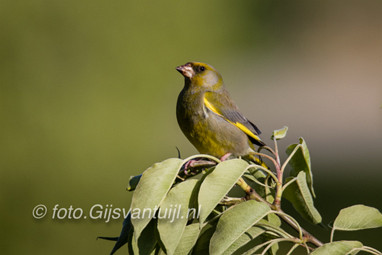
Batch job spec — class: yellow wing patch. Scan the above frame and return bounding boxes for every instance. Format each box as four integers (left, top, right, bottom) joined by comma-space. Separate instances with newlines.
203, 97, 221, 116
234, 122, 262, 143
203, 97, 262, 143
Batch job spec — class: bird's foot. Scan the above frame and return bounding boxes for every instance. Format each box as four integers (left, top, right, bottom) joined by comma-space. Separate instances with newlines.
183, 160, 198, 175
220, 153, 232, 161
220, 196, 245, 206
183, 159, 217, 176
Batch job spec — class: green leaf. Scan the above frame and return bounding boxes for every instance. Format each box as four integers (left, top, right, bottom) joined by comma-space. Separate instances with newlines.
286, 137, 315, 197
156, 248, 167, 255
265, 177, 275, 204
283, 172, 322, 224
198, 159, 249, 224
241, 234, 285, 255
129, 231, 139, 255
222, 227, 265, 255
243, 167, 267, 198
188, 172, 209, 214
233, 237, 265, 255
174, 223, 200, 255
257, 219, 290, 238
271, 126, 288, 140
136, 219, 158, 255
192, 222, 217, 255
127, 174, 142, 191
130, 158, 184, 240
333, 205, 382, 231
111, 213, 132, 254
157, 179, 199, 255
311, 241, 363, 255
266, 213, 281, 228
261, 234, 279, 255
243, 168, 266, 184
209, 200, 271, 255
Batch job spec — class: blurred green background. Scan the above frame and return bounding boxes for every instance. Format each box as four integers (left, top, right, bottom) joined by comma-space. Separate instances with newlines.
1, 0, 381, 254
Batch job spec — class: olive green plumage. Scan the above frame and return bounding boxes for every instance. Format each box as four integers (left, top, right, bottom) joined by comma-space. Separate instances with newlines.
176, 62, 265, 159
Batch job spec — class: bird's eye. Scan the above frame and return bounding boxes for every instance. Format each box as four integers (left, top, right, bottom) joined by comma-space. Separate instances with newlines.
199, 66, 205, 72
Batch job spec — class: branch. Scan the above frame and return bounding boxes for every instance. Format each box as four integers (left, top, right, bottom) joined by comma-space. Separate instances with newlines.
236, 177, 270, 205
236, 177, 323, 248
278, 209, 323, 247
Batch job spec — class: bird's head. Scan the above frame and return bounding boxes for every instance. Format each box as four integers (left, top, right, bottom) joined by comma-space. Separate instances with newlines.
176, 62, 223, 89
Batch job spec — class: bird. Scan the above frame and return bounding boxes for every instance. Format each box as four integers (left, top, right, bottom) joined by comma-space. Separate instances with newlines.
176, 61, 266, 162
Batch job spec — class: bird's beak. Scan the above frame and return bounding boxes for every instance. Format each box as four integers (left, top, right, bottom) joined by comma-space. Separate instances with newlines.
176, 63, 195, 79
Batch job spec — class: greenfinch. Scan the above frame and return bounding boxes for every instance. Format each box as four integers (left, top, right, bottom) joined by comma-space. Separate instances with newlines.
176, 62, 265, 161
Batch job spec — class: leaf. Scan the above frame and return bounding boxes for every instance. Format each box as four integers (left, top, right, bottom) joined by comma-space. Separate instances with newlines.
209, 200, 271, 255
257, 219, 289, 238
157, 179, 199, 255
271, 126, 288, 140
98, 213, 133, 254
243, 167, 267, 198
129, 231, 139, 255
111, 213, 132, 254
333, 205, 382, 231
127, 174, 142, 191
174, 223, 200, 255
286, 137, 315, 197
192, 222, 217, 255
224, 219, 288, 255
266, 213, 281, 228
243, 168, 266, 183
222, 227, 265, 255
260, 234, 279, 255
236, 234, 271, 255
198, 159, 248, 224
241, 234, 285, 255
283, 172, 322, 224
130, 158, 184, 240
311, 241, 363, 255
265, 177, 275, 204
198, 159, 249, 224
136, 219, 158, 255
264, 237, 280, 255
156, 248, 167, 255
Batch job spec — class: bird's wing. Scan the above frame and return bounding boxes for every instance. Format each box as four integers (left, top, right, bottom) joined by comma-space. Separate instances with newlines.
204, 91, 265, 146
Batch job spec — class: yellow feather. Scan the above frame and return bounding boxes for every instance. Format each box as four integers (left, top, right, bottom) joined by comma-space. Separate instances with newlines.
203, 97, 221, 116
234, 122, 262, 142
203, 97, 262, 143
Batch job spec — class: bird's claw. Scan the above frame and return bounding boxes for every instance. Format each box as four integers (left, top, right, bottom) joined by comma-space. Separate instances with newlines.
220, 153, 232, 161
182, 158, 217, 176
